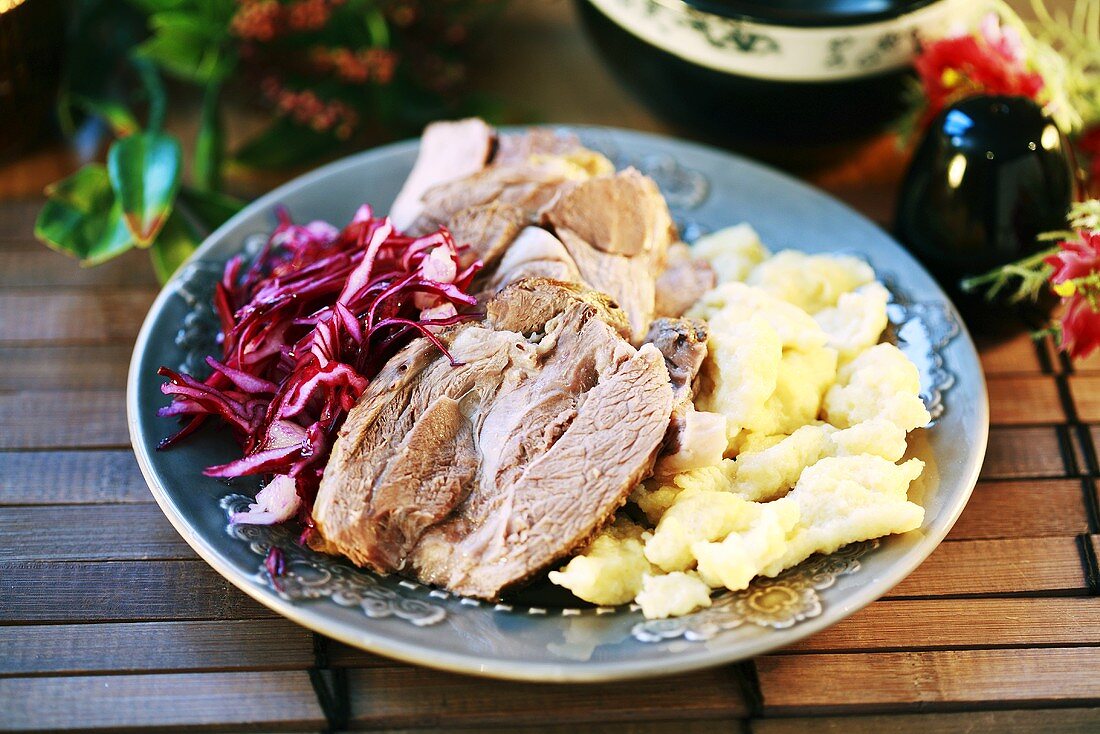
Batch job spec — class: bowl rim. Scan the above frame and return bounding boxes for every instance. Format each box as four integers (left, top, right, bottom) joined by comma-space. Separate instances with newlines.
643, 0, 947, 28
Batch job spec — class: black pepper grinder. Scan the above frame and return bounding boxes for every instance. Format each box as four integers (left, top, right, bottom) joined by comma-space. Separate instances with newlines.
895, 95, 1076, 304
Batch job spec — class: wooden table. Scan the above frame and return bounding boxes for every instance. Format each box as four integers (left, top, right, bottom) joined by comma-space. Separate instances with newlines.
4, 1, 1100, 731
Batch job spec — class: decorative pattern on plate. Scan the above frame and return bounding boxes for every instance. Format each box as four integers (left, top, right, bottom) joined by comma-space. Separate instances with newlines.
884, 276, 960, 422
631, 540, 877, 643
220, 495, 447, 627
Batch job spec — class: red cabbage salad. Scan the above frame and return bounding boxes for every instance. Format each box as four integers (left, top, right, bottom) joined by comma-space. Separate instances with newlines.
157, 204, 482, 540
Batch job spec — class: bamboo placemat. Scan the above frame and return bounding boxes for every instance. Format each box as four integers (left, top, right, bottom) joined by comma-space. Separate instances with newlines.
2, 197, 1100, 732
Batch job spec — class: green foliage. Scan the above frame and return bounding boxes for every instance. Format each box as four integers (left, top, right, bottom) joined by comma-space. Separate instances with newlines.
134, 0, 237, 83
35, 165, 135, 266
38, 0, 509, 283
150, 212, 201, 282
233, 117, 342, 170
179, 186, 244, 230
107, 131, 183, 246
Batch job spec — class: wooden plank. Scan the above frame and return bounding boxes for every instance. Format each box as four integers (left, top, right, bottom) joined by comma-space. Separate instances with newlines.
986, 375, 1064, 425
346, 667, 747, 729
0, 450, 151, 505
0, 505, 195, 561
1069, 376, 1100, 423
0, 671, 325, 732
375, 725, 743, 734
886, 537, 1087, 598
948, 479, 1090, 540
977, 332, 1044, 375
0, 289, 155, 344
980, 426, 1068, 479
0, 390, 129, 449
786, 598, 1100, 653
0, 249, 156, 288
0, 620, 314, 676
0, 199, 45, 241
751, 708, 1100, 734
756, 648, 1100, 713
0, 560, 279, 622
0, 345, 131, 390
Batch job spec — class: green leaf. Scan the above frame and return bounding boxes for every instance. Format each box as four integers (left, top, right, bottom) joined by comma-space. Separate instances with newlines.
135, 19, 235, 84
179, 186, 244, 231
150, 212, 200, 284
107, 131, 183, 246
70, 95, 140, 138
35, 164, 135, 266
233, 118, 342, 170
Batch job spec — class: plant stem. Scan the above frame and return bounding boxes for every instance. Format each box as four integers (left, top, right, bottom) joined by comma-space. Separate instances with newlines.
132, 56, 167, 133
194, 81, 223, 192
960, 246, 1060, 293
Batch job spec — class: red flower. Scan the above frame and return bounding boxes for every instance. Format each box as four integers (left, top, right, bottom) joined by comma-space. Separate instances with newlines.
915, 14, 1045, 129
1045, 231, 1100, 284
1045, 232, 1100, 359
1056, 294, 1100, 359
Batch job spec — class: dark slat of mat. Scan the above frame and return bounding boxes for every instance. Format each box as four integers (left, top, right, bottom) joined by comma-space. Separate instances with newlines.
0, 290, 155, 345
0, 671, 325, 732
0, 505, 196, 561
0, 450, 151, 505
344, 667, 749, 729
782, 597, 1100, 653
749, 708, 1100, 734
0, 620, 315, 677
0, 560, 280, 622
756, 648, 1100, 715
0, 345, 132, 390
0, 390, 129, 449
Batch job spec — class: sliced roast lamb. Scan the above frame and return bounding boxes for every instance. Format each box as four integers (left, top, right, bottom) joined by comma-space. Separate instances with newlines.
655, 243, 717, 318
644, 317, 728, 475
312, 279, 674, 599
389, 118, 496, 232
542, 168, 675, 343
445, 202, 527, 269
487, 226, 581, 294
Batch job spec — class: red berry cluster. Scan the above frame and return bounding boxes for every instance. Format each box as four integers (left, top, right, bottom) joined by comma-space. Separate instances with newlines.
261, 76, 359, 139
230, 0, 349, 41
309, 46, 397, 85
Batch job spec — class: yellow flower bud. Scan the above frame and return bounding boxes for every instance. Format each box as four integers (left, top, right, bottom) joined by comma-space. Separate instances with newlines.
1054, 280, 1076, 297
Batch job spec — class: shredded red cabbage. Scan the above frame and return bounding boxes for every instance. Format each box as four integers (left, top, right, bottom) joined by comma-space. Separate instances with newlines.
158, 204, 482, 534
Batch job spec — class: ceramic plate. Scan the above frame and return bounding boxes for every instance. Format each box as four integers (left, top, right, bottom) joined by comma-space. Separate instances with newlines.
128, 126, 989, 682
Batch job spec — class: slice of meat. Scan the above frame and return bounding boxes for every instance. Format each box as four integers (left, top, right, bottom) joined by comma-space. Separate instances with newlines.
645, 317, 708, 402
408, 159, 583, 236
312, 280, 675, 600
543, 168, 676, 343
486, 277, 631, 342
389, 118, 496, 232
310, 325, 524, 569
544, 168, 675, 258
446, 202, 527, 269
644, 317, 728, 475
655, 243, 717, 318
487, 226, 581, 292
494, 128, 583, 165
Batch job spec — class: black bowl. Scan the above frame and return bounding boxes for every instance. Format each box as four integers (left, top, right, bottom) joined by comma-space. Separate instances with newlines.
578, 0, 971, 164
